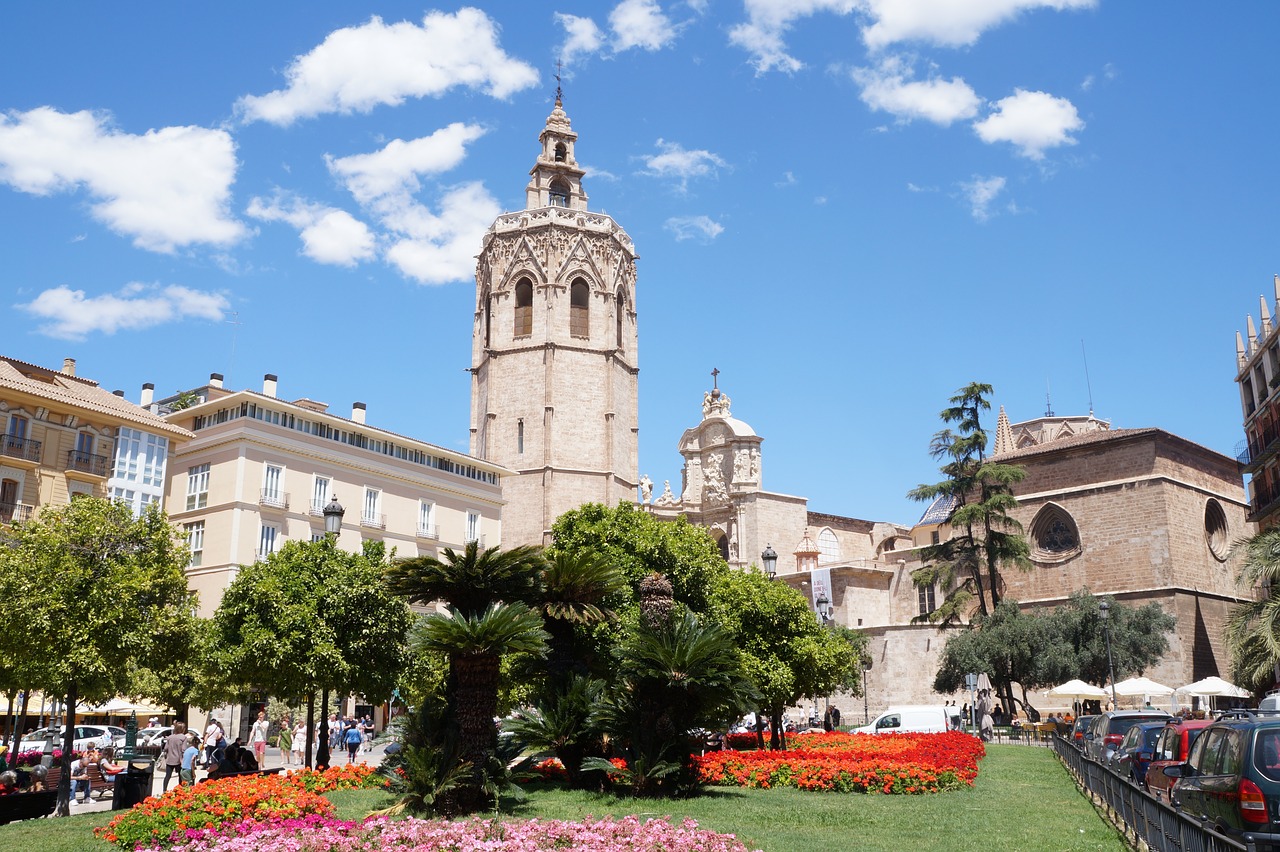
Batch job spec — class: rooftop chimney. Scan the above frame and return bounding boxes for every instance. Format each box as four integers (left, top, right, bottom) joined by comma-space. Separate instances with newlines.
112, 390, 124, 397
352, 402, 367, 424
62, 358, 76, 376
263, 374, 278, 398
209, 373, 224, 389
140, 383, 155, 408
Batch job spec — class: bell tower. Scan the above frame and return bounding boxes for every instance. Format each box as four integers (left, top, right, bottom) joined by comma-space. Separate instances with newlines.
470, 91, 640, 546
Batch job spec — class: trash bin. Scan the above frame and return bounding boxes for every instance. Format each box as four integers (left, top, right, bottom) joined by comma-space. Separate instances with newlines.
112, 758, 155, 810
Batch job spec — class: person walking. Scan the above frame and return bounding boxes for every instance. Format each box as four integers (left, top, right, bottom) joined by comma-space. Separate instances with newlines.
250, 710, 270, 768
180, 734, 200, 785
203, 718, 223, 767
277, 715, 293, 767
161, 721, 188, 791
343, 719, 362, 763
292, 719, 306, 766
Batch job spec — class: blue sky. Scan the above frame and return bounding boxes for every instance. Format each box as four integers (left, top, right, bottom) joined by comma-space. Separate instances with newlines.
3, 1, 1278, 530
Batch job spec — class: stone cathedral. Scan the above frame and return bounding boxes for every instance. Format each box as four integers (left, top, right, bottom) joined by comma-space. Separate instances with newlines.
470, 94, 639, 547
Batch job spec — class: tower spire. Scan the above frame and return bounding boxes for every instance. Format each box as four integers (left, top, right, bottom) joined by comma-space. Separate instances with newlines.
554, 59, 563, 107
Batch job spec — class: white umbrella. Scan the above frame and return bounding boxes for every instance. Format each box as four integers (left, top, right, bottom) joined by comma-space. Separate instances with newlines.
87, 697, 173, 716
1176, 676, 1251, 698
1113, 677, 1174, 697
1048, 679, 1108, 699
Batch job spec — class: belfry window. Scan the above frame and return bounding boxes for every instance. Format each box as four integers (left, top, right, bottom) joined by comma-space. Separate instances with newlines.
570, 278, 589, 338
549, 178, 570, 207
484, 293, 493, 347
616, 291, 625, 348
554, 142, 567, 162
515, 278, 533, 337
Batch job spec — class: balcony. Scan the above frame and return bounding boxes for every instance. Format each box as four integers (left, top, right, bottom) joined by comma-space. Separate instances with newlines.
0, 502, 34, 524
65, 449, 108, 478
259, 489, 290, 510
416, 523, 439, 540
361, 512, 386, 530
1249, 476, 1280, 524
308, 499, 326, 517
0, 435, 41, 465
465, 534, 486, 548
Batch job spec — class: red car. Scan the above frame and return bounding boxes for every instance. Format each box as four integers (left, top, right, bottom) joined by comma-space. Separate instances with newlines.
1145, 718, 1213, 803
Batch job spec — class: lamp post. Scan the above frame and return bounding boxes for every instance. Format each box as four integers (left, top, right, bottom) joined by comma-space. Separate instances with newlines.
814, 593, 833, 723
761, 544, 777, 580
862, 655, 872, 725
1099, 599, 1117, 709
313, 494, 345, 770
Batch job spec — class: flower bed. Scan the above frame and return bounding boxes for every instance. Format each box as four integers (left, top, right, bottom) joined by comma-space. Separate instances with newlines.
132, 814, 761, 852
95, 765, 386, 850
695, 731, 984, 794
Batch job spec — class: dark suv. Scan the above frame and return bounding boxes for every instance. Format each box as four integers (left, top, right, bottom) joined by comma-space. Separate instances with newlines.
1085, 710, 1172, 764
1167, 712, 1280, 849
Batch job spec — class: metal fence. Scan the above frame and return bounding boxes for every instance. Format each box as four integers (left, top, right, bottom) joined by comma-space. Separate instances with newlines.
1051, 736, 1250, 852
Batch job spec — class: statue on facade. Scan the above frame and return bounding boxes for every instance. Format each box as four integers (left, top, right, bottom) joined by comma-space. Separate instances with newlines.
702, 389, 732, 419
733, 449, 750, 482
639, 474, 653, 504
655, 480, 677, 506
703, 452, 728, 505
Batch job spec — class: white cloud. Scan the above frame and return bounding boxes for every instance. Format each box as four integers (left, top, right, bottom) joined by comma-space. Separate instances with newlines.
639, 139, 728, 189
246, 193, 376, 266
853, 56, 980, 125
776, 171, 798, 187
0, 107, 244, 253
556, 13, 607, 64
958, 175, 1006, 221
857, 0, 1097, 50
236, 9, 538, 126
382, 182, 501, 284
973, 89, 1083, 159
610, 0, 678, 51
665, 215, 724, 241
729, 0, 858, 74
326, 123, 487, 204
19, 283, 229, 339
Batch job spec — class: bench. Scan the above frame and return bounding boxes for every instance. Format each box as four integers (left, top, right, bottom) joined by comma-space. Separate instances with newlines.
45, 763, 114, 801
0, 790, 57, 825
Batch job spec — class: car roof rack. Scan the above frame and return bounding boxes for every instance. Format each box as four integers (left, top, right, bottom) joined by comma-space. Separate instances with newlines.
1215, 709, 1280, 721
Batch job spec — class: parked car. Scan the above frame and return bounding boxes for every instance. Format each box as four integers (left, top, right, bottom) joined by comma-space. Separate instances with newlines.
1110, 721, 1165, 783
1146, 718, 1213, 803
1167, 712, 1280, 849
104, 725, 128, 747
1071, 715, 1098, 750
19, 724, 114, 751
854, 705, 962, 735
1085, 710, 1172, 764
137, 725, 173, 747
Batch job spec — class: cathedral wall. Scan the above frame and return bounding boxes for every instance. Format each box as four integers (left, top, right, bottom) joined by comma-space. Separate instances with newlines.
738, 491, 810, 573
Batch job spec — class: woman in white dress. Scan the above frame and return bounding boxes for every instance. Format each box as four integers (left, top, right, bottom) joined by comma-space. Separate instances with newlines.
292, 720, 307, 766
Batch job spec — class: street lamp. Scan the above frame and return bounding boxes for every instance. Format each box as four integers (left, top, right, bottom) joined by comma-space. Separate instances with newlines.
313, 495, 345, 769
761, 544, 777, 579
862, 655, 872, 725
1099, 599, 1117, 709
815, 592, 831, 624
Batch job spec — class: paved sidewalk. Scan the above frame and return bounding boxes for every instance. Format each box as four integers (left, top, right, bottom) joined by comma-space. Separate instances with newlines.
68, 742, 389, 815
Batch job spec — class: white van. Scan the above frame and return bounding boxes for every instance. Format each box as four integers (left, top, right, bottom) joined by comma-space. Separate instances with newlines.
855, 705, 961, 735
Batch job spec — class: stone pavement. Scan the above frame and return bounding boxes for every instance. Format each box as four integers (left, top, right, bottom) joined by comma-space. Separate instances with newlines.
68, 741, 389, 815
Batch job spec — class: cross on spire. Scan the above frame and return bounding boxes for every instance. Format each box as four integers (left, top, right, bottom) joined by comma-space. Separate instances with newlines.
711, 367, 720, 390
554, 59, 563, 106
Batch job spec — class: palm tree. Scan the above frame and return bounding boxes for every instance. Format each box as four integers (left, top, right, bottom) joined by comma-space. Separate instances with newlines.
385, 541, 546, 617
537, 549, 626, 682
1227, 527, 1280, 692
416, 602, 548, 812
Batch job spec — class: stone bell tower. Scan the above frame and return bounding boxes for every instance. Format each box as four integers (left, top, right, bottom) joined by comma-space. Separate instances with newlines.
470, 91, 640, 546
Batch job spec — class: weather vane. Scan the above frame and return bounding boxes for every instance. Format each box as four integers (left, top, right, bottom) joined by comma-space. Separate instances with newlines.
554, 59, 563, 104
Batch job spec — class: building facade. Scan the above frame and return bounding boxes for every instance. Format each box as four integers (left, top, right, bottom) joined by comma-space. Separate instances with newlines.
470, 94, 640, 546
0, 355, 191, 525
157, 372, 509, 617
1236, 277, 1280, 530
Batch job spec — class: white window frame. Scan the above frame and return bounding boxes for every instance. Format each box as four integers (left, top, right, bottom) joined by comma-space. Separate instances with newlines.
186, 463, 210, 510
258, 523, 279, 560
262, 463, 285, 500
418, 500, 437, 539
186, 521, 205, 568
465, 510, 481, 545
362, 487, 384, 528
312, 475, 330, 515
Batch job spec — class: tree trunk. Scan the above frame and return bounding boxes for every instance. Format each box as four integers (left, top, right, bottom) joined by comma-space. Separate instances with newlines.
753, 711, 766, 750
305, 692, 315, 769
55, 682, 76, 818
770, 703, 787, 751
450, 652, 501, 812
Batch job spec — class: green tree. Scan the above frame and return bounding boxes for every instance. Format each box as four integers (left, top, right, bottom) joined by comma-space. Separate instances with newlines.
908, 382, 1031, 621
932, 599, 1056, 716
708, 568, 863, 749
208, 536, 411, 767
385, 540, 546, 617
1227, 527, 1280, 693
0, 498, 195, 816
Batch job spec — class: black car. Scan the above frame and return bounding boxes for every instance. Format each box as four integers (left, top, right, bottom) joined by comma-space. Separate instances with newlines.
1110, 721, 1165, 784
1166, 711, 1280, 850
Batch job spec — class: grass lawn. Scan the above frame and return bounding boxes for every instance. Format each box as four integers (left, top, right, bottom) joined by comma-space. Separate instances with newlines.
0, 746, 1122, 851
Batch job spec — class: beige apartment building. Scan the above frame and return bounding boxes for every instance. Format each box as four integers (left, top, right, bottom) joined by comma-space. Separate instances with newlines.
1, 355, 191, 524
156, 373, 510, 617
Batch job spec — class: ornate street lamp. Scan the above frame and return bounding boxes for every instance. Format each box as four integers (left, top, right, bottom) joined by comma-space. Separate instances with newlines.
815, 592, 831, 624
1099, 599, 1117, 709
761, 544, 777, 580
313, 495, 345, 769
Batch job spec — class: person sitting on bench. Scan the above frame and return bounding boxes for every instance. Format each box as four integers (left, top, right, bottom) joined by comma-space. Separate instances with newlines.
98, 747, 126, 784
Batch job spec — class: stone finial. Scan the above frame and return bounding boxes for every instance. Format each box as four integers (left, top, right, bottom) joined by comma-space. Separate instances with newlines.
993, 405, 1014, 456
1248, 314, 1259, 355
1262, 296, 1273, 336
1238, 330, 1248, 365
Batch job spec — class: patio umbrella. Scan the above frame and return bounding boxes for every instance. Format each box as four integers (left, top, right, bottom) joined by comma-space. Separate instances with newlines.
1113, 677, 1174, 697
1048, 679, 1108, 699
1176, 676, 1251, 698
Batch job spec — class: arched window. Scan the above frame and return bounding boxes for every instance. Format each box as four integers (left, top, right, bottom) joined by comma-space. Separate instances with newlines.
0, 478, 18, 523
570, 278, 589, 338
549, 178, 570, 207
554, 142, 567, 163
1205, 498, 1229, 562
514, 278, 533, 337
615, 290, 625, 349
713, 531, 730, 561
484, 293, 492, 348
817, 528, 840, 563
1030, 503, 1082, 562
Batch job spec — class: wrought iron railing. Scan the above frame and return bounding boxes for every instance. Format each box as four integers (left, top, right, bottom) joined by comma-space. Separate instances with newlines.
259, 489, 289, 510
417, 524, 439, 540
0, 434, 41, 463
0, 502, 34, 524
65, 449, 108, 477
360, 513, 386, 530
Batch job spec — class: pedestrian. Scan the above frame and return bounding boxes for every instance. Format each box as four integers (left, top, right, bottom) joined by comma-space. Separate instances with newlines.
278, 715, 293, 766
343, 720, 362, 763
161, 721, 188, 791
830, 706, 841, 729
203, 718, 223, 767
180, 734, 200, 785
292, 719, 307, 766
250, 710, 270, 768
